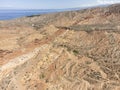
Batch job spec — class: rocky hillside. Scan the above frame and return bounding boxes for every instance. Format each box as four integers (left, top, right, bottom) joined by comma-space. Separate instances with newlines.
0, 4, 120, 90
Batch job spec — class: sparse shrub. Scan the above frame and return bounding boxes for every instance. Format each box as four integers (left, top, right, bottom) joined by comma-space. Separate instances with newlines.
73, 50, 79, 55
39, 73, 45, 79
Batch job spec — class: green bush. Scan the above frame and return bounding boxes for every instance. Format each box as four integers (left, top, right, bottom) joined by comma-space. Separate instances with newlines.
73, 50, 79, 55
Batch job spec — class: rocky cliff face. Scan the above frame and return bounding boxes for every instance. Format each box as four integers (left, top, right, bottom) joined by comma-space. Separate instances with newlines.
0, 4, 120, 90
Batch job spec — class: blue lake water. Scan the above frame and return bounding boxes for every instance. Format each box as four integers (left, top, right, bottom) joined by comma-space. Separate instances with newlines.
0, 9, 62, 20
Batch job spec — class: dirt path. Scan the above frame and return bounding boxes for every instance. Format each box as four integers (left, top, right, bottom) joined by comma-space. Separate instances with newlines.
0, 29, 65, 66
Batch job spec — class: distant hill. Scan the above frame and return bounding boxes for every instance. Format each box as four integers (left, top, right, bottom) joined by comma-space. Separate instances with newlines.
0, 4, 110, 20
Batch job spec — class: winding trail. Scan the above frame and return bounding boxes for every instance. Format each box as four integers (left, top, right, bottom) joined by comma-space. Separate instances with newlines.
0, 29, 65, 65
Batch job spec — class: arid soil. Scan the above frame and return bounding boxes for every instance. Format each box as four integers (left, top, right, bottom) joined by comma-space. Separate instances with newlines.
0, 4, 120, 90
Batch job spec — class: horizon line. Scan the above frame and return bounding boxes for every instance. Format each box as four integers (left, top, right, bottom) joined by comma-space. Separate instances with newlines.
0, 3, 112, 10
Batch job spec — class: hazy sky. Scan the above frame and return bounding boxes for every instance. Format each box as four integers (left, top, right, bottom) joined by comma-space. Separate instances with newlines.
0, 0, 120, 9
